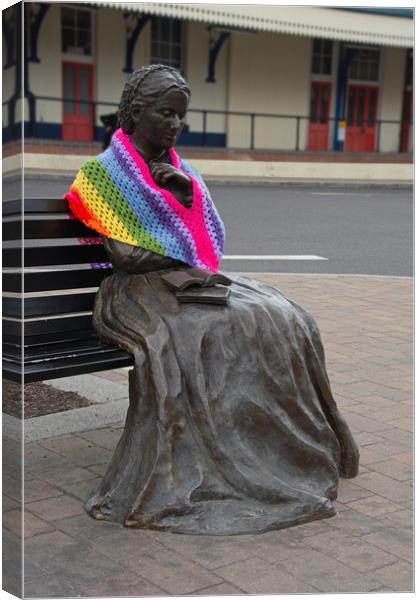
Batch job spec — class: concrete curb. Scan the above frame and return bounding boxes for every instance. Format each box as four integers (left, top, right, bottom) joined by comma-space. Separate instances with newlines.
3, 153, 413, 185
3, 398, 129, 443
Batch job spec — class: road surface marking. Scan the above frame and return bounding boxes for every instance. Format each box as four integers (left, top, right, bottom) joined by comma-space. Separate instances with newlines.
222, 255, 328, 261
310, 192, 371, 196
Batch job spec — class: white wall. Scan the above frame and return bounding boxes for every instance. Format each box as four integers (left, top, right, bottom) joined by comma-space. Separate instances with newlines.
96, 8, 150, 125
30, 4, 62, 124
184, 22, 228, 136
226, 31, 311, 149
378, 46, 406, 152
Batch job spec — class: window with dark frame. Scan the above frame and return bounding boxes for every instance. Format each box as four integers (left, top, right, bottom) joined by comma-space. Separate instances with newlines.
311, 39, 333, 76
150, 17, 182, 69
348, 48, 380, 81
61, 7, 92, 56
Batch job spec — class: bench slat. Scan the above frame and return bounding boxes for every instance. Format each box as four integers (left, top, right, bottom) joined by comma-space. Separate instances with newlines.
3, 269, 112, 292
3, 198, 68, 215
4, 329, 97, 347
3, 293, 97, 318
4, 219, 100, 240
10, 338, 113, 360
3, 348, 134, 383
5, 245, 109, 268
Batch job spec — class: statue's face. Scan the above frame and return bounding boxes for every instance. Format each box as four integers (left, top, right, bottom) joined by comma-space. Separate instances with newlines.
132, 87, 189, 151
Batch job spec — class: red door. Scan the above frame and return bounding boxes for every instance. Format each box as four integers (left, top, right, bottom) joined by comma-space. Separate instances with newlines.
62, 62, 93, 141
400, 90, 412, 153
345, 85, 378, 152
307, 81, 331, 151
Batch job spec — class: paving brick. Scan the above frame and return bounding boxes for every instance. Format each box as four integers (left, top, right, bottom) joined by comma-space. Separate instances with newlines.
391, 451, 413, 465
336, 479, 375, 503
55, 512, 122, 540
362, 527, 413, 564
157, 531, 255, 570
23, 574, 82, 598
304, 530, 397, 573
352, 395, 398, 410
4, 508, 49, 538
377, 428, 413, 447
330, 507, 386, 536
57, 445, 114, 467
58, 476, 101, 501
341, 412, 393, 433
118, 547, 223, 594
2, 570, 22, 599
75, 427, 123, 450
26, 494, 84, 521
276, 547, 385, 593
353, 431, 387, 446
85, 462, 109, 476
369, 560, 414, 591
190, 582, 245, 595
2, 494, 20, 512
388, 417, 413, 432
25, 530, 77, 566
38, 465, 100, 487
382, 508, 413, 530
91, 529, 166, 560
214, 556, 318, 594
30, 540, 128, 584
38, 434, 94, 454
24, 444, 72, 470
347, 495, 403, 517
3, 473, 22, 502
353, 471, 413, 503
359, 441, 408, 465
24, 478, 63, 503
72, 569, 166, 597
239, 532, 308, 564
368, 458, 413, 481
369, 406, 413, 424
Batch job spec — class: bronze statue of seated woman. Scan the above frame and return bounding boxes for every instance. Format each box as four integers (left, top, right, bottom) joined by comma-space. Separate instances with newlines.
65, 64, 359, 535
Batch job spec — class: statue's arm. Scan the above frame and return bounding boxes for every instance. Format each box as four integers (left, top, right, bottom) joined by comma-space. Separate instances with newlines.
101, 236, 183, 273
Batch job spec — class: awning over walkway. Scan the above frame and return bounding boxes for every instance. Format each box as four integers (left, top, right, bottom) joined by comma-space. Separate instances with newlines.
92, 3, 413, 47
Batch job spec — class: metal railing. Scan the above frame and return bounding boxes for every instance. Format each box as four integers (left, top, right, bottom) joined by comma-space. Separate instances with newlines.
3, 95, 412, 153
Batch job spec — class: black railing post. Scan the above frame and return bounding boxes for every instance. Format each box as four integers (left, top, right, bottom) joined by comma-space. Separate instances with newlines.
202, 111, 207, 146
295, 117, 301, 151
376, 119, 381, 153
250, 114, 255, 150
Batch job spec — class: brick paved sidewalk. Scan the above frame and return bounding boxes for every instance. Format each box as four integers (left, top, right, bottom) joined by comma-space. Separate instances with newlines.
4, 274, 413, 597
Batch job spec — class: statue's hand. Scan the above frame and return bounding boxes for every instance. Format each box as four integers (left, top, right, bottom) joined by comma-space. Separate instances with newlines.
149, 163, 193, 208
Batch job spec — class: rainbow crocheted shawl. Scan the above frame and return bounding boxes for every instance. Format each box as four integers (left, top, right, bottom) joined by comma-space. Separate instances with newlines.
65, 128, 225, 272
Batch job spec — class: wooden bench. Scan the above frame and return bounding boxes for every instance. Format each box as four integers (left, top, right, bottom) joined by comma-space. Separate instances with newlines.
3, 198, 134, 383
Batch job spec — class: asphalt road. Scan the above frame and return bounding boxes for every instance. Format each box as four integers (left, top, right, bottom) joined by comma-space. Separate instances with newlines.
5, 177, 413, 276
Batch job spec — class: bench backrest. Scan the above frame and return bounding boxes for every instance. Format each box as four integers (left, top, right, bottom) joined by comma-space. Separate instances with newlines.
3, 198, 134, 382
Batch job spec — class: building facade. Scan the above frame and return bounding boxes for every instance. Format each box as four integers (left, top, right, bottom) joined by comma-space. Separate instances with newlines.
2, 2, 414, 153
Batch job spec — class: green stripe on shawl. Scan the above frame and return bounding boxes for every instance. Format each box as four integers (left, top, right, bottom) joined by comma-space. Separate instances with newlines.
81, 160, 165, 254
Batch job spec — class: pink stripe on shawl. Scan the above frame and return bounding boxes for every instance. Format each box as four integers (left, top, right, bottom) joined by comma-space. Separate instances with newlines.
114, 129, 219, 271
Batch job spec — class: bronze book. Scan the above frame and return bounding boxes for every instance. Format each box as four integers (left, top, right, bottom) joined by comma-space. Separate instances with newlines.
161, 268, 232, 291
175, 286, 231, 305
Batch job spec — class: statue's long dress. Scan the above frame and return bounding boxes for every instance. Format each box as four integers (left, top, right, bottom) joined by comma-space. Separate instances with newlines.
85, 239, 359, 535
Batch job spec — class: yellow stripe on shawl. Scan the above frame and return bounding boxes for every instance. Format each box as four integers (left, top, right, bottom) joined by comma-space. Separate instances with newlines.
74, 170, 139, 246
